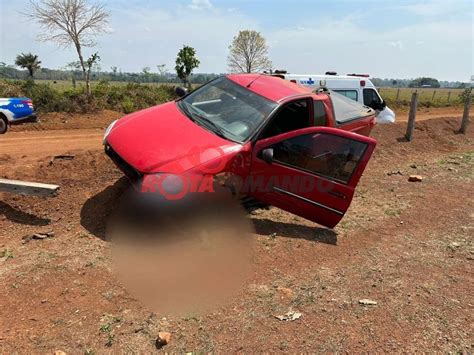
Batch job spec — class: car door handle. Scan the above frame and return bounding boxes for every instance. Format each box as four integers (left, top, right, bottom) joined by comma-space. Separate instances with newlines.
328, 191, 347, 200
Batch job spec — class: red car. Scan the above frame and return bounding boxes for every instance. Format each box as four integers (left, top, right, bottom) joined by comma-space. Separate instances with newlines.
104, 74, 376, 228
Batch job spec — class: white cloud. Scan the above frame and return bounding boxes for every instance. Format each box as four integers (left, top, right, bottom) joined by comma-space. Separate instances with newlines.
188, 0, 213, 11
395, 0, 471, 17
389, 41, 404, 50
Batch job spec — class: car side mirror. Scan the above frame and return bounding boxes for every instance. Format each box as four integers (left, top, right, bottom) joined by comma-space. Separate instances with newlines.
370, 100, 386, 111
175, 86, 188, 97
261, 148, 274, 164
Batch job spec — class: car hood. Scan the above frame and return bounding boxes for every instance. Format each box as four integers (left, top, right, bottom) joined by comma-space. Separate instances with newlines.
106, 102, 240, 174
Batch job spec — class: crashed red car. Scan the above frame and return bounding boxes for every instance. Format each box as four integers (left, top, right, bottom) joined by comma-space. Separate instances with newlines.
104, 74, 376, 228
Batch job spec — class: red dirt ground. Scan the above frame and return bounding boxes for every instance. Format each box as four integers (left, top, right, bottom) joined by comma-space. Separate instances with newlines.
0, 108, 473, 353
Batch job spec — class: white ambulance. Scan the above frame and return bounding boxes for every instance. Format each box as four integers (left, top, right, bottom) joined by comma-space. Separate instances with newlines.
274, 71, 396, 124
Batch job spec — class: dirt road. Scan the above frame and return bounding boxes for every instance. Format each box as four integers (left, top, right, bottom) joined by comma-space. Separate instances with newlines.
0, 129, 103, 157
395, 106, 465, 121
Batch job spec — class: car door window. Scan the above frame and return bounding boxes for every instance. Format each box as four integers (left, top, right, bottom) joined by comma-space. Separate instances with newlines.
333, 90, 358, 101
271, 132, 368, 184
260, 99, 310, 139
363, 88, 382, 109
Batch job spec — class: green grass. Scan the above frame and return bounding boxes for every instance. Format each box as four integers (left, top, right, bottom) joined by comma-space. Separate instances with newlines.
99, 314, 121, 347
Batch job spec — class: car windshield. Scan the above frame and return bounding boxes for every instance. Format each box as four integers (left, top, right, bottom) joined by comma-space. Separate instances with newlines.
178, 77, 278, 142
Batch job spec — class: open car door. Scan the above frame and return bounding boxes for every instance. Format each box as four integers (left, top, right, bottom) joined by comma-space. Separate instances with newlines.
248, 126, 376, 228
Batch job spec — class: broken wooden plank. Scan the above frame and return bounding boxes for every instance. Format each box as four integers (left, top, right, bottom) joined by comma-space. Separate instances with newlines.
0, 178, 59, 197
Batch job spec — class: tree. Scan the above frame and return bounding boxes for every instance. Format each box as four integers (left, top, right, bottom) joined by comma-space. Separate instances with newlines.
15, 53, 41, 79
142, 66, 151, 82
227, 30, 272, 73
408, 77, 440, 88
85, 52, 101, 82
27, 0, 109, 96
156, 64, 168, 76
65, 61, 81, 88
65, 53, 100, 88
175, 46, 200, 89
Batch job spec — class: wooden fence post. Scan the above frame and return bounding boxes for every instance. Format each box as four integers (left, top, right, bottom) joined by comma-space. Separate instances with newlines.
405, 92, 418, 141
431, 90, 436, 102
447, 91, 451, 104
396, 88, 400, 102
460, 90, 471, 134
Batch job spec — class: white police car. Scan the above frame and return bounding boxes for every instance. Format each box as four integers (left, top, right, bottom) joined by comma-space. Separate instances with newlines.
0, 97, 37, 134
274, 71, 396, 124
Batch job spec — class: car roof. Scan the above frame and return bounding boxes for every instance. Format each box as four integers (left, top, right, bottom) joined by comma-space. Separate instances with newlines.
227, 74, 311, 102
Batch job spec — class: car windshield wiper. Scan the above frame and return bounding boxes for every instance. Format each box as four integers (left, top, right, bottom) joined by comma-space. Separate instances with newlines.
182, 102, 228, 138
179, 101, 197, 122
195, 115, 228, 137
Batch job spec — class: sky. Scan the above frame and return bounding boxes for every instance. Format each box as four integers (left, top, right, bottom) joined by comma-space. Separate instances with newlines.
0, 0, 472, 81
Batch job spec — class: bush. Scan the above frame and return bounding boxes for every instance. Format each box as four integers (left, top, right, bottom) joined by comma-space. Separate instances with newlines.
459, 88, 473, 105
121, 97, 135, 114
0, 81, 24, 97
0, 79, 177, 114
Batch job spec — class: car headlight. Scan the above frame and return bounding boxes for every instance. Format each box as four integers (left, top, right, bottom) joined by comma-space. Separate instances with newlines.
103, 119, 118, 145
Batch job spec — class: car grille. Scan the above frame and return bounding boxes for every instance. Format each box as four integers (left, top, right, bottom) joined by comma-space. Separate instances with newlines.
105, 144, 142, 181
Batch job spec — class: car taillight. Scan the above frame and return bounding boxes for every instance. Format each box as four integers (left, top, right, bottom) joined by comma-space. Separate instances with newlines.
22, 99, 34, 109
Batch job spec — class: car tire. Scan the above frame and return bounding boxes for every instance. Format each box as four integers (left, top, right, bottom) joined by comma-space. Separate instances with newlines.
0, 115, 7, 134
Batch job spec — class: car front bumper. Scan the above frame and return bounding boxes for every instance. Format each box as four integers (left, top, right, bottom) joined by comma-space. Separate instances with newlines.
104, 143, 143, 181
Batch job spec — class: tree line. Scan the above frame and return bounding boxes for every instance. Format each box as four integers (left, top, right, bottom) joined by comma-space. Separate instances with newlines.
4, 60, 466, 90
0, 63, 220, 84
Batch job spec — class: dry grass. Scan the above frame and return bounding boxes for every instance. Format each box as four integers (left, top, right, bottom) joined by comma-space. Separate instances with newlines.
379, 87, 465, 107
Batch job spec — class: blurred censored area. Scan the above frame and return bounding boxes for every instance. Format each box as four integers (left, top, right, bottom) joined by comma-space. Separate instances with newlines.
106, 184, 254, 315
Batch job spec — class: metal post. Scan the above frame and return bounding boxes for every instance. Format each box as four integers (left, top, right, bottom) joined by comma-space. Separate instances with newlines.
460, 90, 472, 134
405, 92, 418, 141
